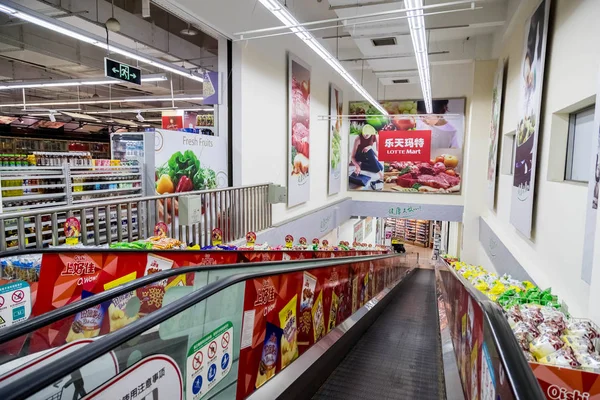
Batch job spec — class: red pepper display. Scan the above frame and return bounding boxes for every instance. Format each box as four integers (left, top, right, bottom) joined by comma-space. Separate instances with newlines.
175, 175, 193, 192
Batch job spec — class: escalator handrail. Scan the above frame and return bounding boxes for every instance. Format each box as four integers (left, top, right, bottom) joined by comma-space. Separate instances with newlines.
0, 254, 384, 345
0, 253, 404, 400
441, 259, 545, 400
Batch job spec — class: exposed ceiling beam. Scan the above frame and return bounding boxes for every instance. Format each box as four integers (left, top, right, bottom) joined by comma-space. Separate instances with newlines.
340, 50, 448, 62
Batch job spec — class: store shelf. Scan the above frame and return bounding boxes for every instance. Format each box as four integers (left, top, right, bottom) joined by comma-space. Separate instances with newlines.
71, 193, 142, 204
71, 172, 141, 179
1, 174, 65, 181
3, 201, 68, 212
72, 187, 142, 196
1, 193, 66, 202
73, 179, 142, 187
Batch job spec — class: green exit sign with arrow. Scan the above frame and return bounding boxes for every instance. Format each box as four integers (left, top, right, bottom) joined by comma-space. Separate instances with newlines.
104, 58, 142, 85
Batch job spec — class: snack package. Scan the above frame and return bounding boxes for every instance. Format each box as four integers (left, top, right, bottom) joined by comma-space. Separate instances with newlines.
505, 306, 523, 329
351, 277, 358, 313
279, 295, 298, 369
538, 321, 562, 337
66, 293, 108, 343
540, 307, 567, 331
255, 322, 283, 389
538, 347, 580, 369
564, 320, 600, 341
312, 291, 325, 342
108, 292, 140, 332
523, 350, 536, 362
562, 335, 595, 353
328, 291, 339, 333
530, 333, 564, 360
513, 321, 540, 342
519, 304, 544, 326
300, 272, 317, 311
574, 351, 600, 372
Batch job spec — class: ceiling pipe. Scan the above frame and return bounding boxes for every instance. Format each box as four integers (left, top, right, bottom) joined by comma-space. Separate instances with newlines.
234, 0, 484, 36
329, 0, 404, 11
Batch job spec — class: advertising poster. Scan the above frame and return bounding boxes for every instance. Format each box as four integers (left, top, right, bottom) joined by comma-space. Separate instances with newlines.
581, 72, 600, 284
487, 59, 506, 210
348, 98, 465, 193
155, 129, 228, 193
328, 84, 343, 195
236, 259, 397, 400
510, 0, 551, 238
288, 53, 311, 207
364, 217, 373, 239
354, 219, 364, 243
529, 362, 600, 399
162, 116, 183, 130
203, 71, 220, 105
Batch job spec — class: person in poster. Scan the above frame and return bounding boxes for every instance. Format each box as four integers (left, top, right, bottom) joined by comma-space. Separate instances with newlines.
349, 126, 384, 189
348, 98, 464, 193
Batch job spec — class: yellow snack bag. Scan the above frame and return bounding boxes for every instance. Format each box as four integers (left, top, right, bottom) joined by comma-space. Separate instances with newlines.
489, 282, 506, 296
279, 295, 299, 369
328, 291, 339, 333
312, 291, 325, 342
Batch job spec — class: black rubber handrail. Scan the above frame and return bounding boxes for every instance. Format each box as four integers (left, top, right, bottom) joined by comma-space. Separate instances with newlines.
0, 253, 404, 400
440, 260, 545, 400
0, 254, 383, 345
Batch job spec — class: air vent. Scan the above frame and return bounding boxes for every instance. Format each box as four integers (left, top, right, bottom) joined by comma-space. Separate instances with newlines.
392, 79, 409, 84
371, 37, 397, 47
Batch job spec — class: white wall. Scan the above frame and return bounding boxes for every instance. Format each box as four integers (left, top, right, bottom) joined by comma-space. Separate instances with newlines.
467, 0, 600, 319
338, 217, 358, 244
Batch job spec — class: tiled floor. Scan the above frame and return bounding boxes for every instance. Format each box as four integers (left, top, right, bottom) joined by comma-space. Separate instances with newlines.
403, 243, 435, 268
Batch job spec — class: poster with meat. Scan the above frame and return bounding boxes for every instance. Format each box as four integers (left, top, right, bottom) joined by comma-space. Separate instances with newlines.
328, 83, 343, 195
510, 0, 551, 238
288, 53, 311, 207
348, 98, 465, 193
487, 59, 506, 210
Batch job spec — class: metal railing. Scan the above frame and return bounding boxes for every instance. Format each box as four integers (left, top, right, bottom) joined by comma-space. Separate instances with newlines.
0, 183, 272, 251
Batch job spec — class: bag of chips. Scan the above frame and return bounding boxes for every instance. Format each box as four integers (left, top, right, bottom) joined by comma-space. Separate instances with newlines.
312, 291, 325, 342
256, 322, 283, 389
574, 351, 600, 372
562, 335, 595, 353
530, 333, 564, 360
538, 347, 580, 368
565, 321, 600, 340
513, 321, 540, 342
279, 295, 299, 369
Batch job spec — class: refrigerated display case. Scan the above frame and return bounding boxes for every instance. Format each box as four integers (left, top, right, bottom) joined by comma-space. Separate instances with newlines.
110, 132, 155, 197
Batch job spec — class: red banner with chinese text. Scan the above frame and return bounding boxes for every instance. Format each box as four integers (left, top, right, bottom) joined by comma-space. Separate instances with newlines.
378, 130, 432, 163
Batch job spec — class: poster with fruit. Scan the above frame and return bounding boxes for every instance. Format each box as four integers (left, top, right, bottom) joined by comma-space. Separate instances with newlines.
288, 53, 311, 207
348, 98, 465, 193
328, 83, 343, 195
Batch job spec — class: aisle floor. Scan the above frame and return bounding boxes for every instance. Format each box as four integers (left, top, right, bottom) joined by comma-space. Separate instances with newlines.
312, 269, 445, 400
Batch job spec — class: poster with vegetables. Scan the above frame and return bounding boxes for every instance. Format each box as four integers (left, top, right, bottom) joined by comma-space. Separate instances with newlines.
154, 129, 228, 195
487, 60, 506, 211
348, 98, 465, 193
510, 0, 551, 238
288, 53, 311, 207
328, 83, 343, 195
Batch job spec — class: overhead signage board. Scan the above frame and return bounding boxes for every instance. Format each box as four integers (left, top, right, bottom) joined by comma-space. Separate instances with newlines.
104, 58, 142, 85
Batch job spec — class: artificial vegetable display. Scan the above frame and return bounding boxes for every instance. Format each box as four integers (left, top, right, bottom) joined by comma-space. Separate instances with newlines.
155, 150, 217, 194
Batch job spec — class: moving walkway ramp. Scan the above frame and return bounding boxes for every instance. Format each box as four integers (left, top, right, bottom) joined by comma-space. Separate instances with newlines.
0, 253, 544, 400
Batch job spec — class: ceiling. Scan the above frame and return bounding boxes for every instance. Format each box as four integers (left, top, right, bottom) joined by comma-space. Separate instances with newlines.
0, 0, 220, 129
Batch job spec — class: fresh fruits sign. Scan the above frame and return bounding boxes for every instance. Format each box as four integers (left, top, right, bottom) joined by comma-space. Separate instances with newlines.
348, 98, 465, 193
288, 54, 311, 207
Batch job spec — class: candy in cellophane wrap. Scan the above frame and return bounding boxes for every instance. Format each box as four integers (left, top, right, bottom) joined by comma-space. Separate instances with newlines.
574, 350, 600, 372
530, 333, 565, 360
561, 335, 595, 353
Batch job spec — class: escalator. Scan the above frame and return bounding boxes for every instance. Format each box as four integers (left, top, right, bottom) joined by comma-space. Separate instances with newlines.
0, 253, 544, 400
312, 270, 444, 400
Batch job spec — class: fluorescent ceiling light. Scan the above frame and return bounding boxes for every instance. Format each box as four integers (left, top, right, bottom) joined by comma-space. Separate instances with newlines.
0, 74, 168, 90
405, 0, 432, 113
257, 0, 387, 115
84, 107, 214, 114
0, 1, 204, 83
0, 95, 204, 108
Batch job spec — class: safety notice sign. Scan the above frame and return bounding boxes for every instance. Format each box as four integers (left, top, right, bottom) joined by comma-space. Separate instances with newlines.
0, 281, 31, 329
186, 321, 233, 400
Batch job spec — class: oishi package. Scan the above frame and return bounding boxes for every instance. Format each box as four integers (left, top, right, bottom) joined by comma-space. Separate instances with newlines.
66, 293, 108, 342
328, 291, 339, 333
312, 291, 325, 342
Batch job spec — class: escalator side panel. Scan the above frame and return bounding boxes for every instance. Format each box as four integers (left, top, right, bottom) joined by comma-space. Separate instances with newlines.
313, 269, 444, 400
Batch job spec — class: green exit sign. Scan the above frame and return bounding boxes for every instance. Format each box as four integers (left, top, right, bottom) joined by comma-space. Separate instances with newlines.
104, 58, 141, 85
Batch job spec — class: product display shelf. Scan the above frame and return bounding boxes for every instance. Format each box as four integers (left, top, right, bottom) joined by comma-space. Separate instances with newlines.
70, 164, 143, 202
0, 165, 68, 212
